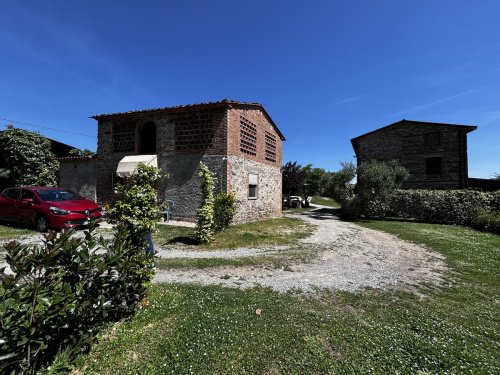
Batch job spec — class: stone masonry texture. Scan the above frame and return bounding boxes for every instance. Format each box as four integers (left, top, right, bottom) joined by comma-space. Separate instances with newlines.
94, 101, 284, 222
351, 120, 476, 189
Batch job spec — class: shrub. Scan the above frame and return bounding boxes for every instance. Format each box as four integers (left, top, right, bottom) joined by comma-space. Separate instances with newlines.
470, 208, 500, 234
0, 224, 154, 374
108, 163, 166, 248
195, 162, 215, 243
214, 192, 236, 231
389, 189, 499, 226
0, 125, 59, 189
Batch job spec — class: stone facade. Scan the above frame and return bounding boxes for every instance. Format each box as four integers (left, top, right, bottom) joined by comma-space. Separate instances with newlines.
58, 156, 97, 201
351, 120, 477, 189
93, 100, 285, 223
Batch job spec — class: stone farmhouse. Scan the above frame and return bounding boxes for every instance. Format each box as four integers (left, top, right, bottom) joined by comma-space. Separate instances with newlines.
92, 100, 285, 223
351, 119, 477, 189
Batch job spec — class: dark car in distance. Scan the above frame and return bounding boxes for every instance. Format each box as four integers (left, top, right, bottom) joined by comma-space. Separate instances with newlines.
0, 187, 102, 232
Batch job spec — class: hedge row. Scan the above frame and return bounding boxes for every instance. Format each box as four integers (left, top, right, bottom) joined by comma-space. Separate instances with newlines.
388, 189, 500, 232
0, 224, 154, 374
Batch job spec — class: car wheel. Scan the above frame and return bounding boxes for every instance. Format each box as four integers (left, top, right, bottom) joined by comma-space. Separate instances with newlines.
35, 216, 49, 232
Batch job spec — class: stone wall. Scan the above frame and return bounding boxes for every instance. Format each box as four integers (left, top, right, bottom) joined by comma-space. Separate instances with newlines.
59, 157, 97, 201
159, 155, 226, 220
227, 156, 282, 223
352, 122, 473, 188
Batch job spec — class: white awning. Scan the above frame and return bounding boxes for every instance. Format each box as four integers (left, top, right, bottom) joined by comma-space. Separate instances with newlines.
116, 155, 158, 178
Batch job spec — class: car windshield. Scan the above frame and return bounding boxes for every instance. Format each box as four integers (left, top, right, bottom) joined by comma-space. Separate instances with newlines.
36, 189, 83, 202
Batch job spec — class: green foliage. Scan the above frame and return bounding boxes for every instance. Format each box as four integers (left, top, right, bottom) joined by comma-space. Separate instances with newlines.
342, 160, 408, 218
214, 192, 236, 231
282, 161, 305, 199
0, 223, 154, 374
195, 162, 216, 243
68, 148, 95, 157
108, 163, 166, 243
0, 125, 59, 189
325, 162, 356, 205
301, 165, 329, 206
389, 189, 500, 233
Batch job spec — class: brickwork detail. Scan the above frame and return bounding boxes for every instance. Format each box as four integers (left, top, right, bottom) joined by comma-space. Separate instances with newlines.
175, 111, 215, 151
239, 116, 257, 156
265, 131, 277, 163
112, 122, 135, 152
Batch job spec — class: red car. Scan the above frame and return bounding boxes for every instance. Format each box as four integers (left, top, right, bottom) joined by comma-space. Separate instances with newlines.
0, 187, 102, 232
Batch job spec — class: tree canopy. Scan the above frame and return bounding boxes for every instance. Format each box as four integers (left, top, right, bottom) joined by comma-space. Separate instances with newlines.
0, 125, 59, 189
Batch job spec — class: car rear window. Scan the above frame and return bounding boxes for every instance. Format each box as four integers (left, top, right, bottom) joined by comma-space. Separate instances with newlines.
36, 189, 83, 201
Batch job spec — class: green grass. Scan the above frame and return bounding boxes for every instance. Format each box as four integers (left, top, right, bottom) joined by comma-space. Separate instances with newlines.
154, 217, 315, 250
311, 196, 340, 207
155, 248, 318, 270
74, 221, 500, 374
0, 222, 37, 241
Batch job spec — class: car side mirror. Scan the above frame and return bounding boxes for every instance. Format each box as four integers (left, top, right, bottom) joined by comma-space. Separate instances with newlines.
22, 198, 34, 206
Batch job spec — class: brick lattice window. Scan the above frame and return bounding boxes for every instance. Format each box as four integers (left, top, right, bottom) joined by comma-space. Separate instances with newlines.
175, 112, 214, 150
265, 131, 277, 162
240, 116, 257, 156
424, 132, 441, 146
426, 157, 442, 175
113, 122, 136, 152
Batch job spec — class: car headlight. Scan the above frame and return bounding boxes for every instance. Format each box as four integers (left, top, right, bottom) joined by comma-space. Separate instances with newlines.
50, 206, 70, 215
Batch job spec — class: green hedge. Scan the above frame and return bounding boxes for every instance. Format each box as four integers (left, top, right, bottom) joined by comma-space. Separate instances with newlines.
0, 224, 154, 374
388, 189, 500, 232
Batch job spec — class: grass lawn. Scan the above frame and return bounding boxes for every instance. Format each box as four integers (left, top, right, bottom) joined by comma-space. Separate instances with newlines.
0, 222, 36, 241
154, 217, 315, 250
310, 196, 340, 207
75, 221, 500, 374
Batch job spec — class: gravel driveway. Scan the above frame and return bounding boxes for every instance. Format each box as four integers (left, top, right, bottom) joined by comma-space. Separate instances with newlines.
154, 207, 447, 294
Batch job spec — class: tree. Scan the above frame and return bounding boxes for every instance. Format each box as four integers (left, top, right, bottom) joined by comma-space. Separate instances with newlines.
301, 165, 328, 207
493, 173, 500, 180
69, 148, 95, 157
282, 161, 305, 207
0, 125, 59, 189
344, 159, 409, 218
325, 162, 356, 204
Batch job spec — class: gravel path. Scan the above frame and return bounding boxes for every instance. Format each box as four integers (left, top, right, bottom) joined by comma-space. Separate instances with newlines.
153, 207, 447, 293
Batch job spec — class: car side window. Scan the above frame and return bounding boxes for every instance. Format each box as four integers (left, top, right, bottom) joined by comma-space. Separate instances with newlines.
4, 189, 20, 200
21, 189, 37, 202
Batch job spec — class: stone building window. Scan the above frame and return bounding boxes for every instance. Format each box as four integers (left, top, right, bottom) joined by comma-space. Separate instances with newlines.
240, 117, 257, 156
424, 132, 441, 146
112, 122, 136, 152
426, 157, 442, 175
137, 122, 156, 154
248, 173, 258, 199
265, 131, 276, 162
175, 111, 214, 150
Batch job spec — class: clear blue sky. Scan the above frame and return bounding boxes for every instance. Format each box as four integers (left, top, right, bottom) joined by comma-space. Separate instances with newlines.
1, 1, 499, 178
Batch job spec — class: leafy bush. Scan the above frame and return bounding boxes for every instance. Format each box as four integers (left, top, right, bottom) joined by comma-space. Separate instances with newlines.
0, 125, 59, 189
325, 162, 356, 205
214, 192, 236, 231
389, 189, 499, 226
0, 224, 154, 374
195, 162, 215, 243
470, 208, 500, 234
108, 163, 166, 248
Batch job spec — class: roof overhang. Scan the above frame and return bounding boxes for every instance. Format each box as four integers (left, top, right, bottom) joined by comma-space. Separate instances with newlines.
116, 155, 157, 178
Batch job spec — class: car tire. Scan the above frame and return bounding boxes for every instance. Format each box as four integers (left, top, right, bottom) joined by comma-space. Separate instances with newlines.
35, 215, 49, 232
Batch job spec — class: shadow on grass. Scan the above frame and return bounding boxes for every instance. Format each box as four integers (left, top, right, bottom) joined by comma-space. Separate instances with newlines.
165, 236, 200, 246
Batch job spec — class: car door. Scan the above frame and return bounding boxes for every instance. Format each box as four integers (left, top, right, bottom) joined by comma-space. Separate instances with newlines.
17, 189, 38, 223
0, 188, 21, 221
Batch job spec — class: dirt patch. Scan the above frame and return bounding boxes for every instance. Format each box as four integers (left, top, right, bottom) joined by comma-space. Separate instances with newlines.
154, 207, 447, 294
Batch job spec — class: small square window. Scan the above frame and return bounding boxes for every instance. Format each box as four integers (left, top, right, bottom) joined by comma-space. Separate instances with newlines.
248, 173, 258, 199
426, 157, 442, 175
